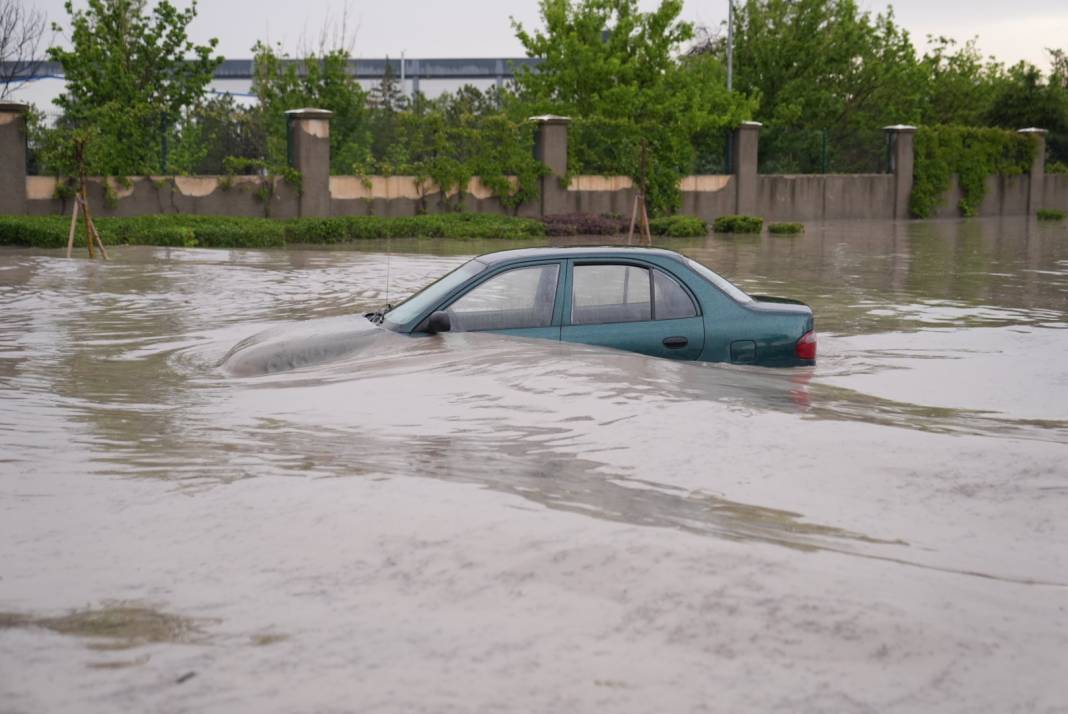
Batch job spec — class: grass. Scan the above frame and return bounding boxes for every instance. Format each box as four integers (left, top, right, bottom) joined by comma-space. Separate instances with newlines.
1036, 209, 1066, 221
768, 222, 805, 235
0, 213, 546, 249
713, 214, 764, 234
0, 604, 204, 650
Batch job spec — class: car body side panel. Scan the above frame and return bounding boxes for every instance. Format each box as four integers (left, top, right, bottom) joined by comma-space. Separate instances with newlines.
562, 317, 705, 360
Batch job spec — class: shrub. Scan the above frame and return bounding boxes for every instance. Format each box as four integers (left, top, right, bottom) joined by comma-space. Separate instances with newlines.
1037, 209, 1066, 221
1047, 162, 1068, 175
713, 215, 763, 234
648, 215, 707, 238
542, 213, 628, 237
768, 222, 804, 235
911, 126, 1034, 218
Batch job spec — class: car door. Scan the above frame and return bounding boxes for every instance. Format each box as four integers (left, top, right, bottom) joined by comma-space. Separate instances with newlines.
441, 261, 563, 340
561, 261, 705, 360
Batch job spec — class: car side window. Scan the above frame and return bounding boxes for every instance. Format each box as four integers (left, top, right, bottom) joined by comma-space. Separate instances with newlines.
571, 264, 652, 325
446, 264, 559, 331
653, 269, 698, 320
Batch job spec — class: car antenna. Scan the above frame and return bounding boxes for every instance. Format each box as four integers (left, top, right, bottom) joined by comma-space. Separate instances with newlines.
384, 236, 392, 308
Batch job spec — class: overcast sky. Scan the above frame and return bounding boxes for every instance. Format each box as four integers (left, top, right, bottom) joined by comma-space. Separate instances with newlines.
25, 0, 1068, 68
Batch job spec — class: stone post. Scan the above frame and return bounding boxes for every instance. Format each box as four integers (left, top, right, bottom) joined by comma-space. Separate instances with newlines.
286, 108, 334, 218
531, 115, 571, 216
0, 103, 29, 216
732, 121, 761, 216
1019, 128, 1047, 215
884, 125, 917, 220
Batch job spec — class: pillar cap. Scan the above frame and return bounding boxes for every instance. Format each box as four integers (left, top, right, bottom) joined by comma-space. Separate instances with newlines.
285, 108, 334, 120
528, 114, 571, 125
1018, 127, 1048, 136
0, 102, 30, 115
738, 121, 762, 128
883, 124, 917, 133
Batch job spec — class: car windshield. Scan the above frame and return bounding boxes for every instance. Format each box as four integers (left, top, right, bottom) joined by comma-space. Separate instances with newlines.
685, 257, 753, 304
383, 259, 487, 328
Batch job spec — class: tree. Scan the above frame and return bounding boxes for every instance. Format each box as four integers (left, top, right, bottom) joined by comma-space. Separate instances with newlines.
168, 94, 265, 174
985, 53, 1068, 164
986, 60, 1068, 132
365, 60, 410, 167
45, 0, 222, 175
707, 0, 925, 172
918, 37, 1002, 127
0, 0, 48, 100
249, 41, 371, 174
367, 60, 407, 112
512, 0, 753, 214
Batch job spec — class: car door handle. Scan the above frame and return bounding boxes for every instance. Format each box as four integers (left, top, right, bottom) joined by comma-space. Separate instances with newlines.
662, 336, 688, 349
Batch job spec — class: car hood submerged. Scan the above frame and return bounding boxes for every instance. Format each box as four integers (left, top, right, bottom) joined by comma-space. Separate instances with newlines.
219, 315, 394, 377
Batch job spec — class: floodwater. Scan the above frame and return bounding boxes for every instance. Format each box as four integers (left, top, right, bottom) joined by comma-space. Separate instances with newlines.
1, 218, 1067, 712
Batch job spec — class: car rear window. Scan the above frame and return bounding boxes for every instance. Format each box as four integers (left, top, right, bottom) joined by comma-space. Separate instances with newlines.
685, 258, 753, 304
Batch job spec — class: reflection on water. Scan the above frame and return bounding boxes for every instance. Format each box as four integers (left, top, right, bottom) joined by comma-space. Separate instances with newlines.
2, 218, 1067, 712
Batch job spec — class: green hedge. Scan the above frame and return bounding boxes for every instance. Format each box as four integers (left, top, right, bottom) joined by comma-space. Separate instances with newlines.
713, 215, 764, 234
768, 222, 804, 235
284, 213, 545, 242
648, 215, 708, 238
1037, 209, 1066, 221
911, 126, 1035, 218
0, 213, 545, 249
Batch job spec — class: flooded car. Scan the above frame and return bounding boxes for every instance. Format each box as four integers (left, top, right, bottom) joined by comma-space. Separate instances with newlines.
370, 247, 816, 366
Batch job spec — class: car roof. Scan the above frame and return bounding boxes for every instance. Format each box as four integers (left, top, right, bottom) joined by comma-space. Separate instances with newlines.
476, 246, 687, 266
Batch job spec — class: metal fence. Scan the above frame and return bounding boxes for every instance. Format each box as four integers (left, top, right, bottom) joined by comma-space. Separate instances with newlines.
758, 126, 889, 175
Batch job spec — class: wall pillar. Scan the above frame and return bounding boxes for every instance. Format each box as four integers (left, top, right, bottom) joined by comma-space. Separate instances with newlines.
1019, 127, 1047, 215
732, 121, 761, 215
531, 115, 571, 216
884, 125, 917, 220
286, 108, 333, 218
0, 103, 29, 216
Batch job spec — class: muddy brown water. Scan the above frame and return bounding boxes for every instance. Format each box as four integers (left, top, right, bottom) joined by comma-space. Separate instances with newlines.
1, 218, 1067, 712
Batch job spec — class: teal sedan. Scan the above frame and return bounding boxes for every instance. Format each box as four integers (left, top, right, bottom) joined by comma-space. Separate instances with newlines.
373, 247, 816, 367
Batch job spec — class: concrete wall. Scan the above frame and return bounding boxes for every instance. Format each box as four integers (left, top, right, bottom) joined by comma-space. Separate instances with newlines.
4, 103, 1065, 223
25, 176, 300, 219
931, 175, 1032, 219
757, 174, 896, 221
1044, 175, 1068, 212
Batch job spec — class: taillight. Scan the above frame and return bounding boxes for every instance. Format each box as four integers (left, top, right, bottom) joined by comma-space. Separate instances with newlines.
795, 330, 817, 361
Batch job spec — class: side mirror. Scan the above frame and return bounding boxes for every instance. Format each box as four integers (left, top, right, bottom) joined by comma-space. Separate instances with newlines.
427, 310, 451, 334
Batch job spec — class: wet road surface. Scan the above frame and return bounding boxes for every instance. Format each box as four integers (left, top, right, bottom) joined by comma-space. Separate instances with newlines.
1, 218, 1067, 712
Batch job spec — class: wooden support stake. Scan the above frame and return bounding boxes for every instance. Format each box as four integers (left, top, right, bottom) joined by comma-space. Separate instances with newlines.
627, 191, 640, 245
81, 185, 96, 260
640, 196, 652, 246
91, 217, 108, 260
66, 196, 80, 259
